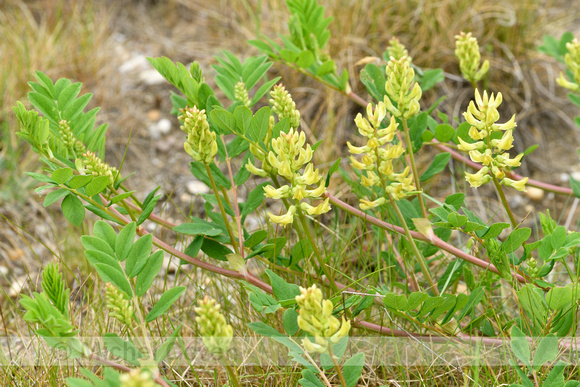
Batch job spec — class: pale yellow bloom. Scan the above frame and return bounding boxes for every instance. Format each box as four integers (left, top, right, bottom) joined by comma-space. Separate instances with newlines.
465, 167, 491, 188
267, 205, 297, 227
502, 177, 528, 192
359, 197, 386, 210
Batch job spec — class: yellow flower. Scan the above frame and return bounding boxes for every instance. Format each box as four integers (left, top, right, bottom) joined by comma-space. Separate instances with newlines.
490, 130, 514, 151
502, 177, 528, 192
465, 167, 491, 188
267, 205, 297, 227
300, 198, 331, 215
359, 197, 386, 210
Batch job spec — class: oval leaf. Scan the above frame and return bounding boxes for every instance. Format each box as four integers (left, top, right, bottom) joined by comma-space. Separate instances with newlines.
145, 286, 186, 322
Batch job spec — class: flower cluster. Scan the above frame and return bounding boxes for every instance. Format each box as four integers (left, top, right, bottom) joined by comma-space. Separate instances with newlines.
557, 38, 580, 92
455, 32, 489, 84
105, 283, 134, 327
383, 56, 422, 119
260, 128, 330, 226
348, 102, 415, 205
295, 284, 351, 354
269, 84, 301, 129
458, 89, 527, 191
179, 106, 218, 164
234, 81, 251, 107
75, 150, 118, 185
120, 369, 155, 387
246, 84, 300, 178
386, 37, 411, 63
195, 296, 233, 355
58, 119, 86, 156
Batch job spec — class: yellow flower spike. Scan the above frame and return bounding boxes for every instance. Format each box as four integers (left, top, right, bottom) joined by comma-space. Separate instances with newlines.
502, 177, 528, 192
387, 37, 411, 62
179, 107, 218, 164
465, 167, 491, 188
270, 84, 301, 128
295, 285, 350, 354
195, 296, 234, 355
455, 32, 489, 83
267, 205, 296, 226
384, 56, 422, 119
491, 131, 514, 151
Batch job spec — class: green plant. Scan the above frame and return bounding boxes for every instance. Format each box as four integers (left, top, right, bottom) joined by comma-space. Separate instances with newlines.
11, 1, 580, 386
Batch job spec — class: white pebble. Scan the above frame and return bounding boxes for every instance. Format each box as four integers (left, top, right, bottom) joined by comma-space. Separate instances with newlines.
119, 54, 149, 74
525, 187, 544, 202
186, 180, 210, 195
139, 69, 166, 86
157, 118, 172, 134
560, 173, 570, 183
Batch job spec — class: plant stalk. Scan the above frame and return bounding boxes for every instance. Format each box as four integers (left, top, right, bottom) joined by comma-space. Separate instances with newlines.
388, 197, 439, 295
401, 118, 428, 218
204, 163, 240, 255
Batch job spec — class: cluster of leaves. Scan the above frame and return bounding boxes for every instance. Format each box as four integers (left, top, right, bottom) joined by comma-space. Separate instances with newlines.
249, 0, 349, 91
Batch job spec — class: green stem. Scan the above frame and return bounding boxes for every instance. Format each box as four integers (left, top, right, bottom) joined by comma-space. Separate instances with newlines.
204, 163, 240, 255
328, 345, 348, 387
402, 118, 428, 218
389, 197, 439, 295
491, 176, 517, 229
220, 355, 242, 387
296, 209, 339, 293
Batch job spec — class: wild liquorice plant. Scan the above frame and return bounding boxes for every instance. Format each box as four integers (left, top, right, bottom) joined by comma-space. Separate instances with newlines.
12, 0, 580, 386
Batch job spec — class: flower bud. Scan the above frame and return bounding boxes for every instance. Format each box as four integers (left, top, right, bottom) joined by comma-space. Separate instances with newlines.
195, 296, 233, 355
179, 107, 218, 164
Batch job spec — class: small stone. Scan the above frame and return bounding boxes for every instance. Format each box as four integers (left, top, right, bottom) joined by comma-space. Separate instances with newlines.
547, 192, 555, 201
179, 193, 191, 203
508, 194, 524, 209
560, 173, 570, 183
146, 109, 161, 121
572, 171, 580, 181
524, 204, 535, 213
139, 69, 166, 86
186, 180, 210, 195
157, 118, 172, 134
525, 187, 544, 202
119, 54, 149, 74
